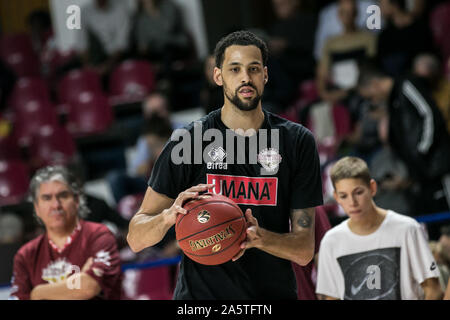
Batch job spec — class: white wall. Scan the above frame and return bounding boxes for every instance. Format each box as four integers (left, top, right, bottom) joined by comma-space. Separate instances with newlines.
50, 0, 208, 58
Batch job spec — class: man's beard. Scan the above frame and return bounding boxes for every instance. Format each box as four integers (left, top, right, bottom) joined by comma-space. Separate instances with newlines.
224, 83, 262, 111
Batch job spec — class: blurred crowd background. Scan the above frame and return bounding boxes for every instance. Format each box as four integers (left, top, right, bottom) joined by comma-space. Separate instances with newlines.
0, 0, 450, 299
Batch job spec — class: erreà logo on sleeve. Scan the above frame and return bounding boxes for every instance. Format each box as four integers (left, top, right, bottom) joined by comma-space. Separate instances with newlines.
207, 174, 278, 206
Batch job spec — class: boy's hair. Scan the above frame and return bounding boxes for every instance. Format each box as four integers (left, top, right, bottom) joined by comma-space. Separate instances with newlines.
330, 156, 372, 188
214, 30, 268, 68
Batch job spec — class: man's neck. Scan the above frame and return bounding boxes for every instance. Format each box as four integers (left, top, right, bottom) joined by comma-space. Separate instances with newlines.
221, 103, 265, 133
47, 220, 79, 249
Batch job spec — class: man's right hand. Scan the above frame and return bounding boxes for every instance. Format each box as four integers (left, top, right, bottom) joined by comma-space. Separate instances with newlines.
163, 184, 216, 226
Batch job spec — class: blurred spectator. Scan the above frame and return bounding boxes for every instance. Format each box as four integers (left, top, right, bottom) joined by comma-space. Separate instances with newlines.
370, 112, 412, 215
0, 212, 24, 244
107, 113, 173, 204
314, 0, 378, 61
377, 0, 433, 76
429, 240, 450, 293
439, 225, 450, 269
129, 92, 182, 175
316, 0, 376, 104
358, 63, 450, 216
26, 9, 55, 69
200, 54, 224, 114
133, 0, 190, 75
76, 0, 131, 78
267, 0, 317, 84
9, 166, 122, 300
413, 53, 450, 134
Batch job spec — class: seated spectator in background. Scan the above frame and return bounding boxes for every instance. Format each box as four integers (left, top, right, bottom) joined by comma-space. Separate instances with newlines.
200, 55, 224, 115
316, 156, 443, 300
267, 0, 317, 84
377, 0, 433, 77
316, 0, 376, 104
133, 0, 190, 77
130, 92, 181, 174
107, 114, 173, 204
26, 10, 55, 67
10, 166, 122, 300
358, 63, 450, 217
369, 113, 412, 215
314, 0, 378, 61
439, 225, 450, 271
413, 53, 450, 134
76, 0, 131, 78
0, 213, 24, 244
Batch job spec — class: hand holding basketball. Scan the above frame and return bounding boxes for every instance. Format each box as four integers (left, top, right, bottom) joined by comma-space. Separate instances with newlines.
231, 209, 261, 262
163, 183, 215, 226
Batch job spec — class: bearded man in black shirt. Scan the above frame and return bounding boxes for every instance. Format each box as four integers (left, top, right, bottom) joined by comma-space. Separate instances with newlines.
127, 30, 323, 299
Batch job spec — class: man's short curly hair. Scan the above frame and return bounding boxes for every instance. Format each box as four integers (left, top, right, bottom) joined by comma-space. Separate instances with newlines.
214, 30, 268, 68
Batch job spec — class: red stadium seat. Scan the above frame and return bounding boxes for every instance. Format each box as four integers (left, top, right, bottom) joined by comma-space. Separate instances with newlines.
58, 68, 103, 104
0, 34, 40, 77
8, 77, 51, 111
66, 92, 113, 137
0, 133, 21, 161
29, 124, 77, 170
109, 60, 156, 103
0, 159, 30, 206
13, 99, 59, 147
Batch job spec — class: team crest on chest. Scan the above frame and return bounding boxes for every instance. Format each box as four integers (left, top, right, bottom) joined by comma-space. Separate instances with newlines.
42, 258, 75, 283
257, 148, 282, 172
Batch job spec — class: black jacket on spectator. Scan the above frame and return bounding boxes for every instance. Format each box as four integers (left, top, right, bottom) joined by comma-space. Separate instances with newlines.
388, 76, 450, 182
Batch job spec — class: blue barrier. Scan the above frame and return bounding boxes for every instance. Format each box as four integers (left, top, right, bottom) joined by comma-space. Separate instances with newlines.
414, 211, 450, 224
121, 255, 182, 271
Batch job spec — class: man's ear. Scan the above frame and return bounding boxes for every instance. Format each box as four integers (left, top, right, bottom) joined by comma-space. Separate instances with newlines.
264, 66, 268, 84
213, 67, 223, 86
370, 179, 377, 197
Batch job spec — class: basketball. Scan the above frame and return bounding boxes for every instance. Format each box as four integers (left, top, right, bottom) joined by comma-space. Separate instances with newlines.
175, 193, 247, 265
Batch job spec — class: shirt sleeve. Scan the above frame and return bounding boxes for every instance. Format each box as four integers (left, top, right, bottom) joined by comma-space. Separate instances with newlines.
9, 251, 32, 300
290, 128, 323, 209
316, 235, 343, 299
84, 228, 122, 300
404, 222, 441, 285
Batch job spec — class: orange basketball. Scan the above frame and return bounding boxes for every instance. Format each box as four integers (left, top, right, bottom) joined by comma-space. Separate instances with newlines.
175, 193, 247, 265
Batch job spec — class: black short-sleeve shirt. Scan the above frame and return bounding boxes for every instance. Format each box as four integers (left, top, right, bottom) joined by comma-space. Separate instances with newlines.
148, 109, 323, 299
